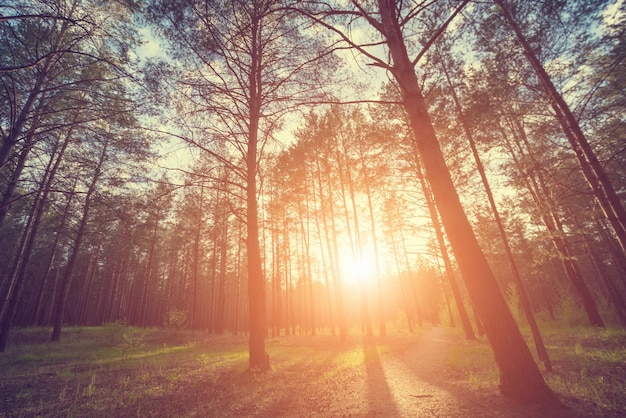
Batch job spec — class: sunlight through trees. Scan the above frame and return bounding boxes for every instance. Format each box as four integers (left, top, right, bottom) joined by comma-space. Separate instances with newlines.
1, 0, 625, 404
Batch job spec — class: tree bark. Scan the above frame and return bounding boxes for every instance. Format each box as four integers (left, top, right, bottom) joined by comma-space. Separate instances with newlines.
358, 146, 386, 336
51, 138, 108, 342
441, 61, 550, 369
315, 153, 347, 339
502, 118, 605, 328
0, 1, 76, 170
414, 154, 474, 339
376, 0, 552, 401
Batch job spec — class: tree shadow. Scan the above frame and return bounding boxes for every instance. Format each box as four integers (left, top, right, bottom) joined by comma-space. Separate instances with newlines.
363, 336, 401, 416
245, 335, 403, 417
396, 328, 592, 418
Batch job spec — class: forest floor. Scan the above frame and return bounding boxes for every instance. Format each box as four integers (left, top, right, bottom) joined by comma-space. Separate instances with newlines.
0, 324, 624, 417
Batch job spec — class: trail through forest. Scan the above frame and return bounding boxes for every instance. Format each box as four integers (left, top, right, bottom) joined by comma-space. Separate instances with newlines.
184, 328, 595, 417
252, 327, 585, 418
304, 327, 570, 417
1, 326, 615, 417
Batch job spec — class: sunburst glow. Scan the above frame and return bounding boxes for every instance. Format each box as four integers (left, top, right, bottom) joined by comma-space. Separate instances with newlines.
340, 247, 377, 285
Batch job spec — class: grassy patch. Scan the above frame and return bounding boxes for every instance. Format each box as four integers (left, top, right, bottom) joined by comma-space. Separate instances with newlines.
445, 328, 500, 389
0, 325, 418, 417
3, 323, 622, 416
445, 323, 626, 415
0, 326, 235, 416
542, 325, 626, 413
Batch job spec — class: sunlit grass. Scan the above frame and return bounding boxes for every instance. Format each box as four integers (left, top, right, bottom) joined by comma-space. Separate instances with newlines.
9, 326, 250, 415
333, 347, 364, 370
4, 323, 623, 416
445, 320, 626, 414
538, 323, 626, 412
446, 332, 499, 389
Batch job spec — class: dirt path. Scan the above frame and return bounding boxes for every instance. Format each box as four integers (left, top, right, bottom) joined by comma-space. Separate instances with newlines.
302, 327, 588, 417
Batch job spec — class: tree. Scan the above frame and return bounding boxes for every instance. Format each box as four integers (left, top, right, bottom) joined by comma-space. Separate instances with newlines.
494, 0, 626, 257
0, 0, 140, 230
458, 38, 609, 329
300, 0, 553, 400
0, 0, 143, 348
147, 0, 336, 370
434, 41, 551, 369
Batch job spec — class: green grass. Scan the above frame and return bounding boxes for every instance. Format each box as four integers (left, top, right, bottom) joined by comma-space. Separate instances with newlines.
0, 325, 245, 416
1, 325, 411, 416
445, 321, 626, 415
541, 324, 626, 412
2, 323, 624, 416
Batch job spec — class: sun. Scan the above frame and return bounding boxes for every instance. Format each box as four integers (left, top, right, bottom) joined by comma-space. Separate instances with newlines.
339, 247, 377, 285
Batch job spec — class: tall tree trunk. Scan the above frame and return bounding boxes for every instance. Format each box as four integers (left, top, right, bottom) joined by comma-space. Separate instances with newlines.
337, 141, 373, 336
0, 1, 76, 170
208, 211, 219, 332
300, 193, 316, 335
376, 0, 552, 400
415, 155, 474, 339
0, 187, 42, 350
502, 119, 605, 328
246, 9, 269, 369
234, 222, 244, 335
34, 188, 74, 326
575, 217, 626, 329
137, 219, 158, 326
191, 183, 204, 329
23, 106, 82, 326
271, 217, 279, 337
496, 0, 626, 256
282, 214, 291, 336
398, 226, 423, 328
442, 62, 550, 369
311, 176, 335, 335
359, 150, 386, 336
596, 217, 626, 285
51, 139, 108, 342
0, 109, 78, 349
316, 156, 347, 339
73, 242, 100, 325
385, 212, 414, 331
215, 200, 229, 334
0, 140, 32, 230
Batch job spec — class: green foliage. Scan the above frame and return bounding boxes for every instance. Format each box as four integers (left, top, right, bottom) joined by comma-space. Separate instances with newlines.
102, 321, 147, 353
544, 327, 626, 413
163, 308, 189, 330
447, 340, 499, 388
554, 289, 591, 327
447, 323, 626, 415
0, 326, 212, 416
102, 320, 129, 346
2, 325, 625, 416
120, 328, 148, 354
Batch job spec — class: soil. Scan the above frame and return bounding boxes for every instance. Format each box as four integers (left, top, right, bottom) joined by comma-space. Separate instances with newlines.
0, 326, 613, 417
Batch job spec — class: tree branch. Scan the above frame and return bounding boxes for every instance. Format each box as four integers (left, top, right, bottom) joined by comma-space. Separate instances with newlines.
411, 0, 470, 67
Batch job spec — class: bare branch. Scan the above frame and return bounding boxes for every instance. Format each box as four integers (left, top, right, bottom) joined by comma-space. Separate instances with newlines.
141, 126, 247, 182
411, 0, 470, 67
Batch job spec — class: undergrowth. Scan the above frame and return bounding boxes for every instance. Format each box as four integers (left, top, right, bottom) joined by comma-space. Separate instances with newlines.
446, 318, 626, 416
